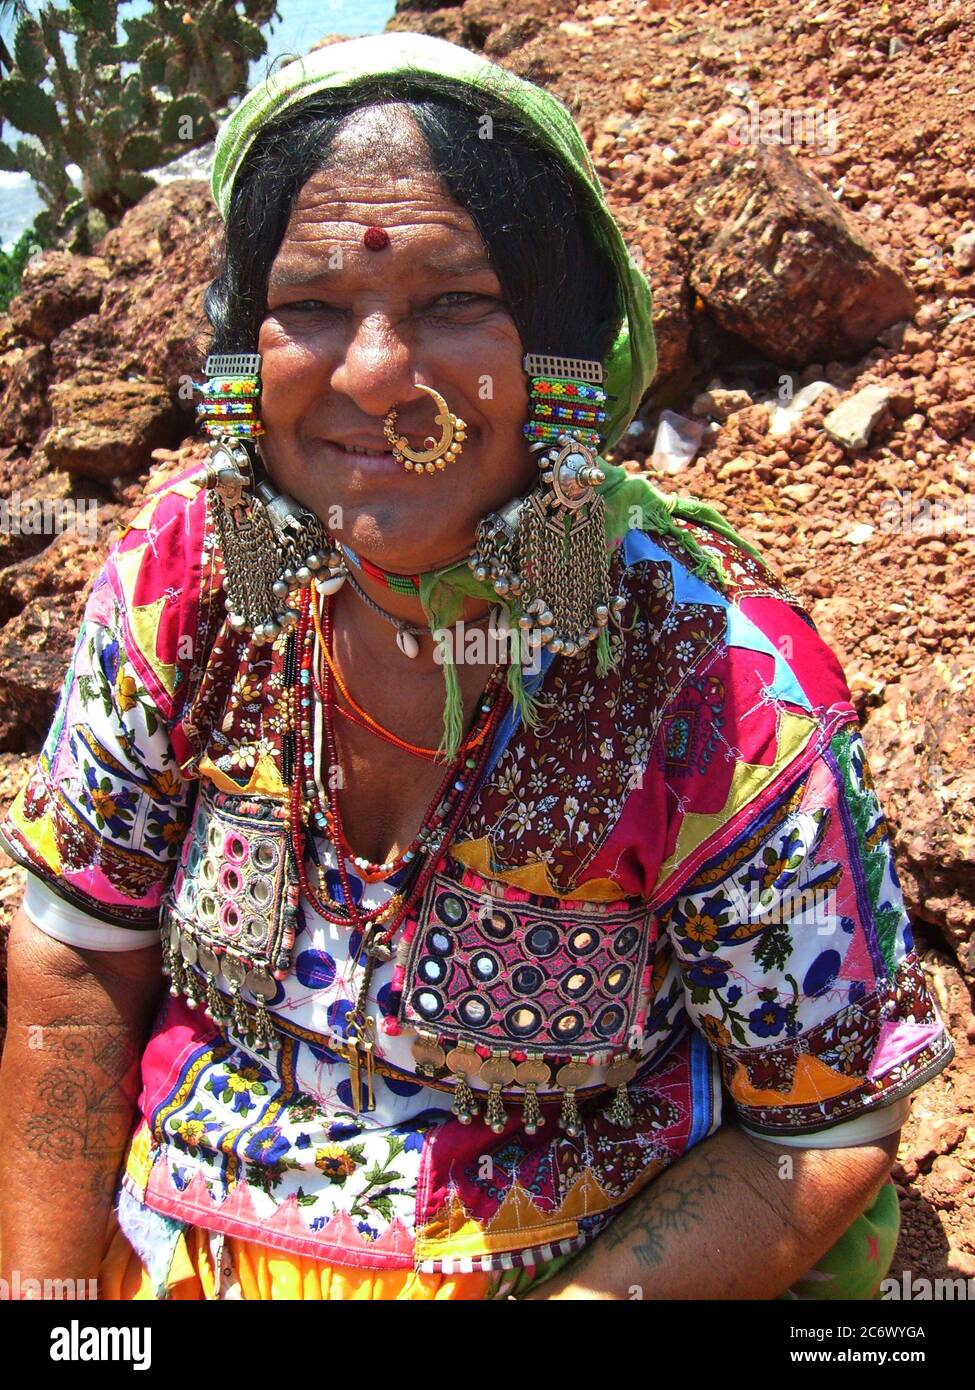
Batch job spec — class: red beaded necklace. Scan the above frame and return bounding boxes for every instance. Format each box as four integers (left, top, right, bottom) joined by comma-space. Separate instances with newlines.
282, 583, 507, 1109
308, 580, 493, 765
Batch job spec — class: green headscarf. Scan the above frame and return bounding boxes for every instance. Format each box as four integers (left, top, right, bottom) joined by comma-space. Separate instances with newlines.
210, 32, 765, 753
212, 30, 653, 451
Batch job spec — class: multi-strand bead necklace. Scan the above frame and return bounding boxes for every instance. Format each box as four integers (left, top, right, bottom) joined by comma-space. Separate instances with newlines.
309, 589, 494, 766
281, 580, 508, 1110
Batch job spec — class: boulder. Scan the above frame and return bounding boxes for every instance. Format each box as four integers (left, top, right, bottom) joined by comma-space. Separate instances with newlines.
6, 251, 109, 344
42, 379, 177, 483
51, 180, 219, 404
673, 144, 917, 365
865, 661, 975, 982
639, 224, 692, 391
0, 514, 121, 614
0, 594, 86, 750
0, 343, 52, 448
0, 456, 79, 577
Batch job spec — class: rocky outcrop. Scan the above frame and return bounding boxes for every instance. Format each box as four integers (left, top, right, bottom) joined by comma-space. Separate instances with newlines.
6, 251, 110, 344
865, 661, 975, 979
0, 338, 51, 449
0, 180, 218, 747
43, 379, 176, 483
50, 182, 221, 401
672, 144, 917, 365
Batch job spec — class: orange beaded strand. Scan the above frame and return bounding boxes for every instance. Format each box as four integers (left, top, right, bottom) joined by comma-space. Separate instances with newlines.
309, 580, 493, 762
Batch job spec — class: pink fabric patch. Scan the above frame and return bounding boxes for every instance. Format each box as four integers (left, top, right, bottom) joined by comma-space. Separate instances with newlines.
138, 994, 222, 1118
868, 1021, 945, 1079
739, 595, 854, 711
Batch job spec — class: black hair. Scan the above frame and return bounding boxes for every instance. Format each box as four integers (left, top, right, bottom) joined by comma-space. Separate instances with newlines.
202, 71, 624, 365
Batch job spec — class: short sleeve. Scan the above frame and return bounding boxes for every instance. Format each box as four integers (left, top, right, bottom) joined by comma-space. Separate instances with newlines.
660, 719, 954, 1137
0, 473, 214, 936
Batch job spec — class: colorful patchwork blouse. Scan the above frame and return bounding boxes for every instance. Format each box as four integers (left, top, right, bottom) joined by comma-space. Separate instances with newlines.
1, 467, 953, 1278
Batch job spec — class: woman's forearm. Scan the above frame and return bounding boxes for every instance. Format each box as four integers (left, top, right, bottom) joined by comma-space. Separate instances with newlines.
0, 908, 161, 1289
527, 1120, 898, 1300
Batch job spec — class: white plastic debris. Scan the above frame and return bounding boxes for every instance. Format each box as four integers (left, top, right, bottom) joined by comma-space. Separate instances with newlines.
649, 410, 708, 475
768, 380, 832, 437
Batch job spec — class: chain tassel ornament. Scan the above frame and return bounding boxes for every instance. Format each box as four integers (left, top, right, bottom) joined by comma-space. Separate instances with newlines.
446, 1043, 482, 1123
482, 1054, 516, 1134
607, 1056, 638, 1127
469, 354, 625, 659
515, 1057, 550, 1136
556, 1061, 589, 1138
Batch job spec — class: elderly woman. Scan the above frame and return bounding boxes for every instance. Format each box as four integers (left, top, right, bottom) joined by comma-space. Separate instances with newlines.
0, 33, 952, 1301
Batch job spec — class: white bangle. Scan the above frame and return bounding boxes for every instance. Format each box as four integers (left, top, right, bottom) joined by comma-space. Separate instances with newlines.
740, 1095, 912, 1148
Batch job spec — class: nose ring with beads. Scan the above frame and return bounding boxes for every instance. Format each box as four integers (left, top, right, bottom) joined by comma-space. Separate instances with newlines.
383, 383, 467, 474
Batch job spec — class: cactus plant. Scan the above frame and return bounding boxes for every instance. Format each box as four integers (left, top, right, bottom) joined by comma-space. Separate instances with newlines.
0, 1, 279, 252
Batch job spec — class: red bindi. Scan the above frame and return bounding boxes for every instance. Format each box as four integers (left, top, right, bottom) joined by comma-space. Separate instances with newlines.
363, 226, 390, 251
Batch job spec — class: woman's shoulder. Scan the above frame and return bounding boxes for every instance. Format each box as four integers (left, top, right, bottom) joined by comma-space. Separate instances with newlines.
614, 503, 868, 898
99, 461, 223, 722
110, 461, 211, 576
619, 502, 856, 725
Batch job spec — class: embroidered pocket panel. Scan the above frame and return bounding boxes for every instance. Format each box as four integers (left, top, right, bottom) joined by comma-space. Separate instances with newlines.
401, 869, 656, 1057
164, 783, 296, 982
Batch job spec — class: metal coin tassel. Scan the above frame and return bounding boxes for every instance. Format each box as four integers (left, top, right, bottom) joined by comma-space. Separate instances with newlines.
195, 353, 342, 644
469, 353, 625, 660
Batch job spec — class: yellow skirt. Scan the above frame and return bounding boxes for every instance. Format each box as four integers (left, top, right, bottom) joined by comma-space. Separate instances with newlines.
98, 1207, 493, 1301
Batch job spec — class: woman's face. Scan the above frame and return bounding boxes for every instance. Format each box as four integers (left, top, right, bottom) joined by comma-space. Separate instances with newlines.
257, 103, 533, 575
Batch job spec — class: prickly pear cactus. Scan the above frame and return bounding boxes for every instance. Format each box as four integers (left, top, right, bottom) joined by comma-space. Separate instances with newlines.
0, 1, 277, 252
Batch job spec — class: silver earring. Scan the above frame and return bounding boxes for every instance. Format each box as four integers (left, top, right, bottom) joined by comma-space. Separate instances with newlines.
197, 353, 339, 643
468, 353, 625, 657
516, 432, 623, 657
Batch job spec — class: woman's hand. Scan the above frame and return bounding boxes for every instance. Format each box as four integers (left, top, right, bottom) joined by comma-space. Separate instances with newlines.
0, 906, 163, 1289
523, 1119, 899, 1300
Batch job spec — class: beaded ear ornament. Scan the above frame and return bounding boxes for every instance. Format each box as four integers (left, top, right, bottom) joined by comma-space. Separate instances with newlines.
195, 353, 348, 643
468, 353, 625, 660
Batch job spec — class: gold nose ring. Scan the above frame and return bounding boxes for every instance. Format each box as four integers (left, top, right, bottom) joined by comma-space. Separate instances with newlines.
383, 384, 467, 474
